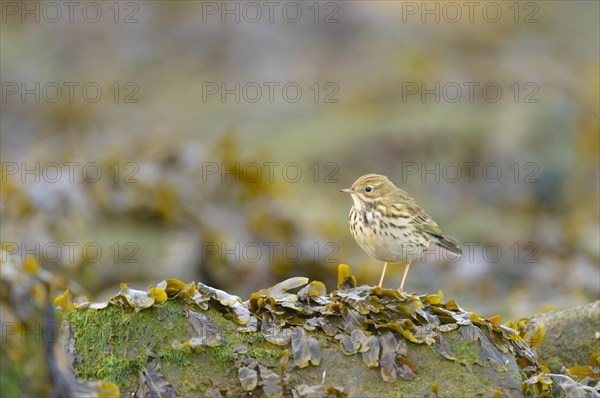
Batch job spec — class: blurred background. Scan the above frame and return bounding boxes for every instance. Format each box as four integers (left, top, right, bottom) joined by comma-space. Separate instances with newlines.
1, 1, 598, 323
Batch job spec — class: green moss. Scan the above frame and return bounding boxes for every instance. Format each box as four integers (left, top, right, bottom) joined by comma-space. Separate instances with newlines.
67, 300, 286, 395
68, 300, 194, 391
209, 313, 281, 366
449, 334, 481, 365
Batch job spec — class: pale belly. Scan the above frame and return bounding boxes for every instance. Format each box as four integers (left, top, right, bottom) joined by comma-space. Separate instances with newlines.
349, 207, 430, 263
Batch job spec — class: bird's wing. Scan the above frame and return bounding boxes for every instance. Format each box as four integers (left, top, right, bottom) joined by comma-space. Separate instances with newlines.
398, 196, 444, 237
394, 194, 462, 255
414, 212, 444, 238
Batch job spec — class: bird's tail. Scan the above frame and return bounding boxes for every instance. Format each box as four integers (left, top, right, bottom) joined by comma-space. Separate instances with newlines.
432, 236, 462, 257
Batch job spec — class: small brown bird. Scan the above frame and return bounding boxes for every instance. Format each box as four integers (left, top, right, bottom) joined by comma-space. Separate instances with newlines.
341, 174, 462, 291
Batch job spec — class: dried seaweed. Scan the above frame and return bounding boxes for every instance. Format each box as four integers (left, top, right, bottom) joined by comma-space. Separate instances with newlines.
262, 313, 292, 346
291, 328, 321, 368
379, 332, 399, 382
292, 384, 346, 398
63, 265, 552, 393
135, 366, 176, 398
361, 335, 381, 368
178, 310, 224, 349
258, 364, 284, 398
238, 365, 258, 391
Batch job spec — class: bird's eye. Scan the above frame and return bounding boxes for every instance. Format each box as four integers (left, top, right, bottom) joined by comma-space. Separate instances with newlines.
365, 186, 373, 193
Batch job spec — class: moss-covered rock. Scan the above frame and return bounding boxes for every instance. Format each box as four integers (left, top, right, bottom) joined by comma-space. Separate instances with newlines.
64, 271, 544, 397
529, 301, 599, 373
68, 299, 527, 397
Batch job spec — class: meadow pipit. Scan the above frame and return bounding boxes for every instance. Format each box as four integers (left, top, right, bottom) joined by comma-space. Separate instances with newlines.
341, 174, 462, 291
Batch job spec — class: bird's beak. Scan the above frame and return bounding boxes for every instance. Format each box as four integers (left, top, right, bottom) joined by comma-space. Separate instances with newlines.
340, 187, 355, 193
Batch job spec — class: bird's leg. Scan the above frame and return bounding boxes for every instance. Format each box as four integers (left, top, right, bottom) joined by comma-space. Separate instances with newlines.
377, 262, 388, 288
398, 261, 412, 292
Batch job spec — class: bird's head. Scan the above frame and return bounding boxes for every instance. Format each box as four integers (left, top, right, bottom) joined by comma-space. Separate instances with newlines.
340, 174, 398, 204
